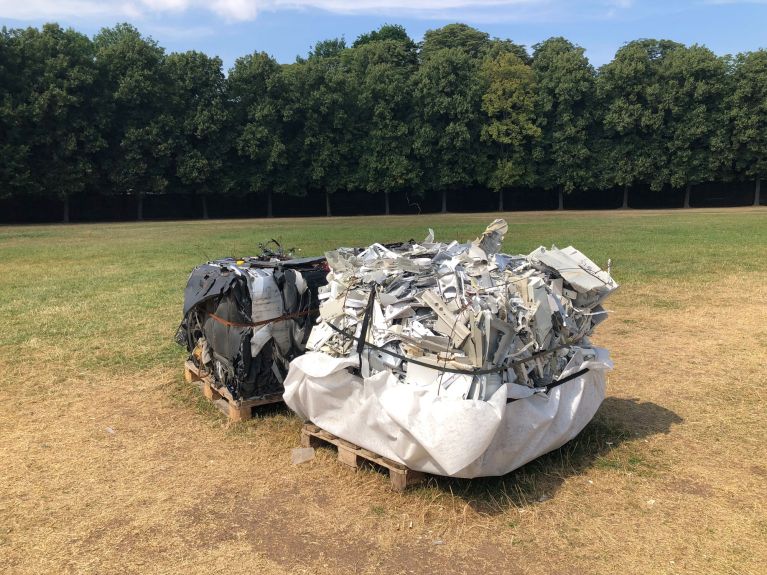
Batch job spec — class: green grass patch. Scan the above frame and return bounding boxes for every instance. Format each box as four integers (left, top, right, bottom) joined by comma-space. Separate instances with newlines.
1, 210, 764, 379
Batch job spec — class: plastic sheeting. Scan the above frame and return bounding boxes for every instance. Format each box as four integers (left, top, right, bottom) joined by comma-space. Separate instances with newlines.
284, 347, 611, 477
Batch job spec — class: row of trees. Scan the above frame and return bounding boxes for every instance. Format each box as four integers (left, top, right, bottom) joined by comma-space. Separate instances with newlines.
1, 23, 765, 221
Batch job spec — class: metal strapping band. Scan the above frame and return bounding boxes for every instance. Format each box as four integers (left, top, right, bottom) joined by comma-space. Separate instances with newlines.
206, 308, 317, 329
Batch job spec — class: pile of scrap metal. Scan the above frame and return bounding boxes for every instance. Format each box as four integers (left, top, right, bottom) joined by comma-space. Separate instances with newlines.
177, 254, 328, 401
283, 220, 618, 478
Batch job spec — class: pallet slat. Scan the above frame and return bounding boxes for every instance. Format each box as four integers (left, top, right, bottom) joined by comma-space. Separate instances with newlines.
300, 422, 426, 492
184, 360, 283, 422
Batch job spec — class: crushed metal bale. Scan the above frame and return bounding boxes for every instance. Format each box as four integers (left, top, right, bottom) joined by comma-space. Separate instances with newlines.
283, 220, 618, 477
177, 254, 328, 401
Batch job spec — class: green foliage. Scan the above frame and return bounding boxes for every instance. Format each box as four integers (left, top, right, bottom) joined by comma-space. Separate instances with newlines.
228, 52, 301, 196
413, 46, 488, 193
0, 28, 32, 198
661, 44, 730, 187
597, 40, 729, 191
347, 28, 419, 193
420, 23, 528, 62
307, 38, 347, 60
481, 52, 540, 190
353, 24, 415, 50
420, 24, 491, 60
2, 24, 103, 202
0, 22, 764, 217
532, 37, 595, 192
729, 50, 767, 179
165, 51, 228, 195
94, 23, 171, 196
296, 41, 359, 197
597, 40, 682, 191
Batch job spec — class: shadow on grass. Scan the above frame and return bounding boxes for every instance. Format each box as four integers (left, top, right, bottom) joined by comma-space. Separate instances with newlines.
247, 400, 294, 419
419, 397, 683, 513
170, 374, 682, 513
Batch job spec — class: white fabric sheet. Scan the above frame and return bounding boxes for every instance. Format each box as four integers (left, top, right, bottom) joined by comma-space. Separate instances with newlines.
283, 349, 612, 478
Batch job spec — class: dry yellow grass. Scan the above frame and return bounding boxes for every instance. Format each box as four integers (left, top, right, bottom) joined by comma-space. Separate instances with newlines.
1, 209, 766, 575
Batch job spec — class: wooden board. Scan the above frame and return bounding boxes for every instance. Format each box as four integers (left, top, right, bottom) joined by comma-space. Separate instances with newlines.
300, 422, 427, 492
184, 360, 283, 422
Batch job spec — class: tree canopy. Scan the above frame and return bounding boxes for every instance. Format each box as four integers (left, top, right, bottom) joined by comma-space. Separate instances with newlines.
0, 22, 764, 220
532, 37, 595, 194
729, 50, 767, 180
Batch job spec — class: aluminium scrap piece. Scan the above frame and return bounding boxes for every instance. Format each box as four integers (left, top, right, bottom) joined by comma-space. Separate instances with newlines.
176, 255, 328, 401
283, 220, 619, 477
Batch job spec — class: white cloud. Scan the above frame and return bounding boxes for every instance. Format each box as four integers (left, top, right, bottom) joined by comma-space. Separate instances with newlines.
210, 0, 259, 20
0, 0, 636, 23
140, 0, 191, 11
273, 0, 536, 10
0, 0, 136, 20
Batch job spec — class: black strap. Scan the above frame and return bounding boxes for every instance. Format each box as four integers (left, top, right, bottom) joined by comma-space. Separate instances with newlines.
320, 290, 593, 399
356, 286, 377, 364
506, 368, 590, 403
325, 318, 574, 376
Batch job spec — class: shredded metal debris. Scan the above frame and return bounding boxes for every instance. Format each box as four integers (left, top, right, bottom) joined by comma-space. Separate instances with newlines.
305, 219, 616, 398
177, 255, 328, 400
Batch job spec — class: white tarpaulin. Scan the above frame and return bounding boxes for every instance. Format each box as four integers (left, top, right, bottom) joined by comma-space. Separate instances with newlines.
284, 347, 611, 477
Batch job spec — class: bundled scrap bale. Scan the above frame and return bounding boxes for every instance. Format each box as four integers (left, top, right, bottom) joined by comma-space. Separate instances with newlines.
283, 220, 618, 478
177, 255, 328, 401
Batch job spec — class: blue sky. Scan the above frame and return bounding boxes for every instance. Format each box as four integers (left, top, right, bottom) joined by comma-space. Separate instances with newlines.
1, 1, 766, 70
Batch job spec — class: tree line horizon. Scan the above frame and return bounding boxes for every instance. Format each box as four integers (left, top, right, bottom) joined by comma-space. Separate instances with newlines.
1, 22, 765, 222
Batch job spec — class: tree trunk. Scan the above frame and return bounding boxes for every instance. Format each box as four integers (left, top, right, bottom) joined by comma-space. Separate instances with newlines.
201, 195, 209, 219
325, 192, 332, 217
498, 190, 504, 212
384, 191, 390, 215
621, 185, 629, 209
683, 183, 692, 208
558, 190, 564, 211
137, 191, 144, 221
755, 179, 761, 207
441, 190, 447, 213
267, 190, 273, 218
62, 195, 70, 223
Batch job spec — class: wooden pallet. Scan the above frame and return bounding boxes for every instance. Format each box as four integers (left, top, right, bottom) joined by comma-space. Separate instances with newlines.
184, 360, 283, 422
300, 423, 426, 491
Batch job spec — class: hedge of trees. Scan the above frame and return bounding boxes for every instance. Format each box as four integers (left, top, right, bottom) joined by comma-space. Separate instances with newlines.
1, 22, 765, 221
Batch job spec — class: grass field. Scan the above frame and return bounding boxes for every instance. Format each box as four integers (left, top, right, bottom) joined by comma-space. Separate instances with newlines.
1, 208, 766, 575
